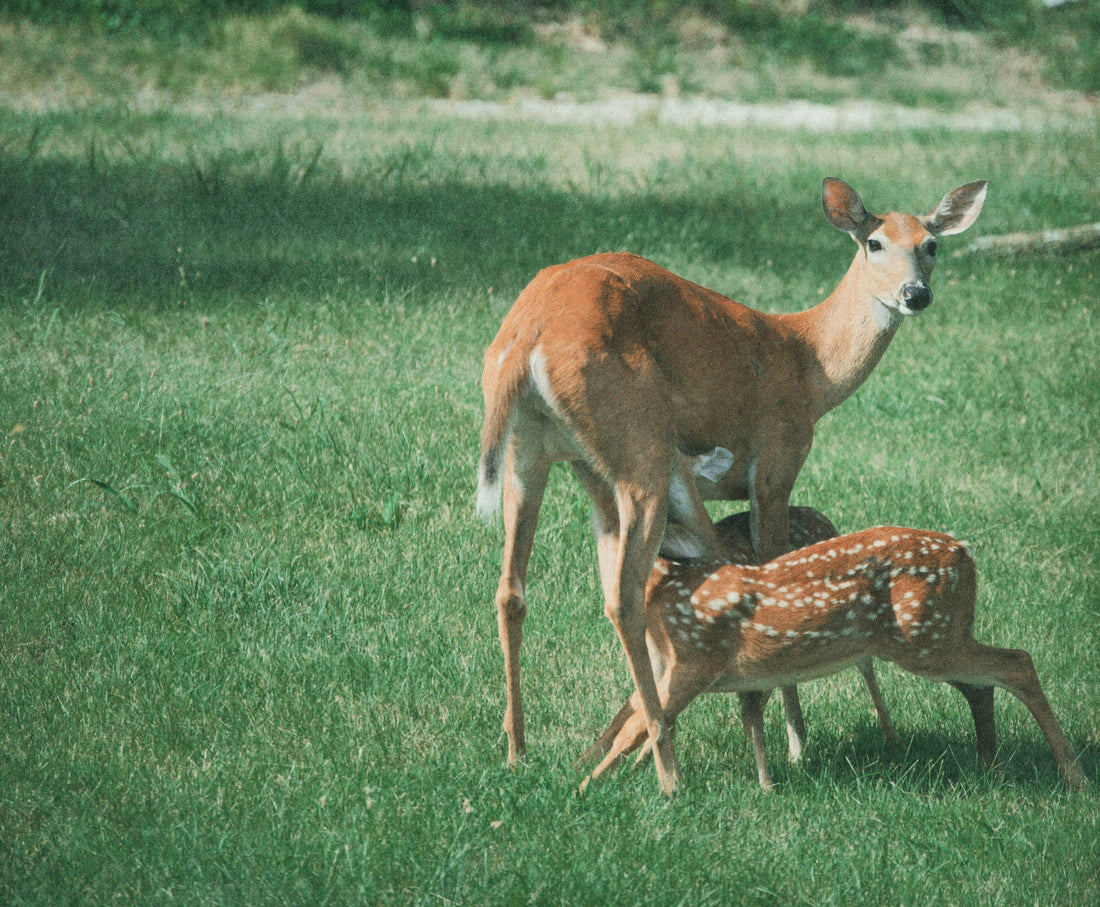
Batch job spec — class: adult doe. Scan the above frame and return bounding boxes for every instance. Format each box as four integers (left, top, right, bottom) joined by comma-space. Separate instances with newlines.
478, 179, 987, 792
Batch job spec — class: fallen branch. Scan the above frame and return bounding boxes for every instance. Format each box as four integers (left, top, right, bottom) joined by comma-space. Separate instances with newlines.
954, 222, 1100, 258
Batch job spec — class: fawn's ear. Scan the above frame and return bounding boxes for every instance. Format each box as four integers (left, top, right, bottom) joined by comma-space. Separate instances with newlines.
733, 591, 759, 621
822, 178, 871, 235
921, 181, 988, 236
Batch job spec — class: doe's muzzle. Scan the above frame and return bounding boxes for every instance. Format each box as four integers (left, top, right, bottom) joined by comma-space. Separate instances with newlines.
902, 283, 933, 312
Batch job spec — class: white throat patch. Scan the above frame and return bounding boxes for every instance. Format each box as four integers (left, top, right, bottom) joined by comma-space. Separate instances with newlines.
871, 297, 906, 331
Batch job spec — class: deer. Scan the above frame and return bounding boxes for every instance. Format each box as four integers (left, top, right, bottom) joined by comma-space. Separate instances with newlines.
579, 527, 1089, 794
477, 178, 988, 793
581, 505, 902, 764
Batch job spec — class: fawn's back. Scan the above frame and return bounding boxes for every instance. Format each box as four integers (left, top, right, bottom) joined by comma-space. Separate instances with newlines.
648, 528, 975, 689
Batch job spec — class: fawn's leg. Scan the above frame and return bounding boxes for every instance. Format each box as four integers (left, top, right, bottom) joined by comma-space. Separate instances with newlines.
739, 690, 773, 791
936, 643, 1087, 792
858, 658, 901, 744
780, 686, 806, 763
578, 693, 641, 767
950, 681, 997, 770
582, 663, 712, 791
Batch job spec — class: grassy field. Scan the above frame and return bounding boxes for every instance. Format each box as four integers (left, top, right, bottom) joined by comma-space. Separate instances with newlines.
2, 9, 1099, 904
4, 1, 1100, 109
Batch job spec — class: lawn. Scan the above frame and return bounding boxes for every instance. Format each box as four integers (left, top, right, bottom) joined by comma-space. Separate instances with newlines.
1, 12, 1098, 904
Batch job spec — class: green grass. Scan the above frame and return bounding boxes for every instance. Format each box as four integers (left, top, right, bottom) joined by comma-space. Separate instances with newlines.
1, 77, 1099, 905
4, 1, 1099, 107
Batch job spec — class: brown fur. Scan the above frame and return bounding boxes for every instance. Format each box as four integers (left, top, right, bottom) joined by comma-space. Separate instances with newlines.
582, 528, 1088, 793
478, 180, 987, 793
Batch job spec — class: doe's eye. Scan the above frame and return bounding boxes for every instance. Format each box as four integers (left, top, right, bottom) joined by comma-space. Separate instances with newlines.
867, 239, 883, 253
926, 241, 938, 256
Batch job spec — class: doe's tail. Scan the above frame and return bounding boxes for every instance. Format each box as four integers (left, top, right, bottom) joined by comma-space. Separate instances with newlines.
476, 345, 529, 520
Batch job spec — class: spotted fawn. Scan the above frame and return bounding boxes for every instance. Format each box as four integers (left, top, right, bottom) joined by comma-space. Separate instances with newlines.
582, 526, 1088, 792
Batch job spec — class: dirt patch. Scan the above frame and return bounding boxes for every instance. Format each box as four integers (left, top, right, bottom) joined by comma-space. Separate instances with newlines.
427, 94, 1091, 133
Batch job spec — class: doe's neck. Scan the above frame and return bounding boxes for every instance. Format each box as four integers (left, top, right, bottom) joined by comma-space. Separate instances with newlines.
780, 256, 903, 417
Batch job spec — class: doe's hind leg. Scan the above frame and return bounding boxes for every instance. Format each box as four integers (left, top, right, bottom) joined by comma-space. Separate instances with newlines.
495, 443, 551, 764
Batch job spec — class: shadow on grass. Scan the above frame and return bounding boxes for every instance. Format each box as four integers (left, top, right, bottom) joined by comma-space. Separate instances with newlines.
757, 720, 1096, 796
0, 143, 819, 313
578, 697, 1095, 797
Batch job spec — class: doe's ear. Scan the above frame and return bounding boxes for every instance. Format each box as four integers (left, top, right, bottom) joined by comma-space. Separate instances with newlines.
822, 178, 869, 235
921, 180, 988, 236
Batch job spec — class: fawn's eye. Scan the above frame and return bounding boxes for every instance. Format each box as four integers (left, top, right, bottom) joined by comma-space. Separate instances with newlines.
867, 238, 883, 253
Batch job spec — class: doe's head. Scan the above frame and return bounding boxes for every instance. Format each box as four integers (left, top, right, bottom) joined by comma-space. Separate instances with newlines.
822, 178, 988, 318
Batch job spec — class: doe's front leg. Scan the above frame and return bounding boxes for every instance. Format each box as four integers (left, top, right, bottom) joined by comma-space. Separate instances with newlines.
750, 474, 806, 761
602, 486, 683, 793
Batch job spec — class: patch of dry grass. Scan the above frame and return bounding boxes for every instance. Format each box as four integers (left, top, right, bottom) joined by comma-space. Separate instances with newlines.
0, 7, 1092, 116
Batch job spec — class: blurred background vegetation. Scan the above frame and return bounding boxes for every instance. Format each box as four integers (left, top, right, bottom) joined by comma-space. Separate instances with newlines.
0, 1, 1096, 105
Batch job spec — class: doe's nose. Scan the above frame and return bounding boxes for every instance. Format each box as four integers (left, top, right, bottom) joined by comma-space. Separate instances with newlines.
903, 283, 933, 311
